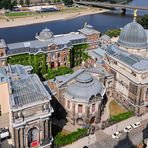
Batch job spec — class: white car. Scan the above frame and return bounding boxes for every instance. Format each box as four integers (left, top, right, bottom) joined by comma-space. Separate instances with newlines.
112, 131, 121, 139
124, 125, 132, 133
131, 122, 141, 128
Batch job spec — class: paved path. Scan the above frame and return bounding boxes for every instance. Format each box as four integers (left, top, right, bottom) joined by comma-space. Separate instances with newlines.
62, 112, 148, 148
62, 134, 96, 148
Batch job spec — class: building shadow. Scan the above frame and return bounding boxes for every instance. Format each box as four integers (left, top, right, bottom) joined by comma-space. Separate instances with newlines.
114, 133, 135, 148
50, 95, 68, 137
142, 124, 148, 140
0, 140, 14, 148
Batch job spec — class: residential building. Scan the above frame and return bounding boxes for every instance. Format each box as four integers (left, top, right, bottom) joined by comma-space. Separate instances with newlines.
0, 64, 53, 148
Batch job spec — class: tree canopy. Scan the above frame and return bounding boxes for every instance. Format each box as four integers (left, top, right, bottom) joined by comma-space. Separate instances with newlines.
137, 15, 148, 29
0, 0, 16, 10
62, 0, 73, 6
105, 29, 121, 38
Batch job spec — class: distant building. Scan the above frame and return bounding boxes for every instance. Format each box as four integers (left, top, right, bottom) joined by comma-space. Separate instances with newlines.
0, 26, 100, 71
104, 19, 148, 115
47, 67, 113, 126
0, 64, 53, 148
79, 24, 101, 49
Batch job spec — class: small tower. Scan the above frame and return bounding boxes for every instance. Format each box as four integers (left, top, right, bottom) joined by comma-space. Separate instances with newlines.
0, 39, 7, 67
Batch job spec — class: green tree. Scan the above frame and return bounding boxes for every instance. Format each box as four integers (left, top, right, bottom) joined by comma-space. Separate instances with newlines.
105, 29, 121, 38
62, 0, 73, 6
137, 15, 148, 29
0, 0, 14, 10
20, 0, 24, 6
25, 0, 30, 6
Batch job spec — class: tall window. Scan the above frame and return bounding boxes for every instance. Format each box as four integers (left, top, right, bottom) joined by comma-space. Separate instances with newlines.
0, 105, 1, 116
78, 104, 83, 113
145, 88, 148, 101
92, 104, 95, 112
67, 100, 70, 109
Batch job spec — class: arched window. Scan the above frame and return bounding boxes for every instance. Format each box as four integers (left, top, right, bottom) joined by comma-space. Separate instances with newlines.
28, 127, 39, 147
145, 88, 148, 101
0, 53, 4, 57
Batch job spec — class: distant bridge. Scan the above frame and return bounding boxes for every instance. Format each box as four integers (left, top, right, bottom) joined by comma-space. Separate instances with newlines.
75, 1, 148, 14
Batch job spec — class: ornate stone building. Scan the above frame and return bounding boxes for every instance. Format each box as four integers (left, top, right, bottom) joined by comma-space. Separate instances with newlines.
47, 67, 113, 125
104, 19, 148, 115
0, 64, 53, 148
79, 24, 101, 49
0, 26, 100, 70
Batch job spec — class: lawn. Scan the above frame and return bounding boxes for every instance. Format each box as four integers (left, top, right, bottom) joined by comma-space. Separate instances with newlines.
109, 100, 127, 116
5, 11, 36, 17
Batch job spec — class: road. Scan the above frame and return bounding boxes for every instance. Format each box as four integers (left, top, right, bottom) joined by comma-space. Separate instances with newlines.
90, 119, 148, 148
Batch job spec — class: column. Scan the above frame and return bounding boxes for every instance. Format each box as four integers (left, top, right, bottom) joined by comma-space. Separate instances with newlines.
14, 128, 19, 148
40, 120, 44, 145
49, 119, 52, 140
45, 119, 49, 139
20, 127, 24, 148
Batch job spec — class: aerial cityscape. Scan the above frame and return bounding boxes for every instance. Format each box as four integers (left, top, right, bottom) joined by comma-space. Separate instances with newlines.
0, 0, 148, 148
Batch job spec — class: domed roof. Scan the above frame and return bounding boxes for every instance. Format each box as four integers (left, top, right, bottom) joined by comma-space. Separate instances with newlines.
117, 21, 147, 49
37, 28, 54, 41
66, 73, 105, 103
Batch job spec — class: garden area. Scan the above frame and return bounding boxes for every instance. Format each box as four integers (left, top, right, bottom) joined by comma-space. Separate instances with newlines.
55, 128, 88, 147
109, 100, 133, 123
44, 66, 73, 80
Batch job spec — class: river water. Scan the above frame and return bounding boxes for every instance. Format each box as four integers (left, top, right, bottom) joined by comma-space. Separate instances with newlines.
0, 0, 148, 44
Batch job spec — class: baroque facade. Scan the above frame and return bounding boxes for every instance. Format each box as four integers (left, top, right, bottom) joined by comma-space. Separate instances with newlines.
47, 67, 113, 126
0, 25, 100, 71
0, 64, 53, 148
104, 19, 148, 115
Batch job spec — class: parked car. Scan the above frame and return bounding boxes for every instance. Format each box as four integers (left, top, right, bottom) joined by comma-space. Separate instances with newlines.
0, 127, 10, 141
131, 122, 141, 129
112, 131, 121, 139
124, 125, 132, 133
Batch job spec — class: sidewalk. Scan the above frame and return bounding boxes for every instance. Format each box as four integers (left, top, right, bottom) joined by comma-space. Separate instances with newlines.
103, 112, 148, 135
62, 134, 96, 148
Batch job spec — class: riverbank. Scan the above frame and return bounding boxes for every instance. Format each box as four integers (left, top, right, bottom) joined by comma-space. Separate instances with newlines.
0, 8, 109, 28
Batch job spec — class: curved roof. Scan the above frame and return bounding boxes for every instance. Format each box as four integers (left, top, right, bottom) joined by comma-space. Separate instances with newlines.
65, 73, 105, 103
101, 34, 111, 41
117, 21, 147, 49
37, 28, 54, 41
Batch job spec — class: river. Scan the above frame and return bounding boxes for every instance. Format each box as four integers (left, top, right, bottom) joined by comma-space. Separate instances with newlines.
0, 0, 148, 44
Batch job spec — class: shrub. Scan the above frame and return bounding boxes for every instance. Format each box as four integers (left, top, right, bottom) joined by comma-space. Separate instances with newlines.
110, 111, 134, 122
55, 128, 88, 146
45, 66, 73, 80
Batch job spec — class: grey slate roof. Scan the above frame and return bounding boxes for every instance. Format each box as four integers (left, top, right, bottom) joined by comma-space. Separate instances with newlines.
0, 64, 51, 109
0, 39, 6, 48
0, 67, 8, 83
101, 34, 111, 41
117, 20, 147, 49
11, 74, 50, 108
106, 44, 148, 71
79, 25, 100, 36
65, 72, 105, 103
7, 31, 86, 55
88, 47, 105, 65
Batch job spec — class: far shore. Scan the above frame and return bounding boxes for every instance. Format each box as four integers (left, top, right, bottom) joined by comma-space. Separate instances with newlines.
0, 8, 109, 28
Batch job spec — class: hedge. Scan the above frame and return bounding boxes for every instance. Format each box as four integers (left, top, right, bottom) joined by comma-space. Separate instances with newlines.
110, 111, 134, 122
45, 66, 73, 80
55, 128, 88, 147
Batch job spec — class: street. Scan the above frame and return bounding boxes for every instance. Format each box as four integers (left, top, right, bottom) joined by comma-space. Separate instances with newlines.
90, 119, 148, 148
